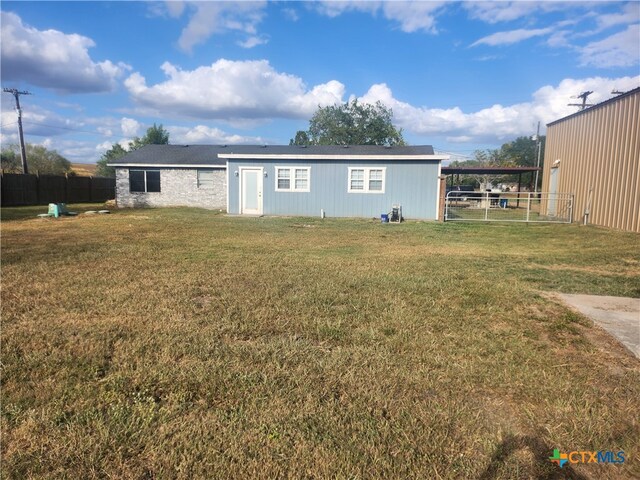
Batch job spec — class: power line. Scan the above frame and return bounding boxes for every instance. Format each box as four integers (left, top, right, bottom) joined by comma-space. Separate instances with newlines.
21, 120, 118, 137
0, 121, 19, 129
568, 91, 594, 111
2, 88, 32, 174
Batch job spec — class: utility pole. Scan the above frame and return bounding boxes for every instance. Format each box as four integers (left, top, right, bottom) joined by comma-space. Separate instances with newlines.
533, 121, 542, 194
568, 91, 594, 111
3, 88, 32, 174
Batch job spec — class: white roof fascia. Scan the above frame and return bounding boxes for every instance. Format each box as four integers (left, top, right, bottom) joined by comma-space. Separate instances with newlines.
109, 163, 226, 168
217, 153, 449, 161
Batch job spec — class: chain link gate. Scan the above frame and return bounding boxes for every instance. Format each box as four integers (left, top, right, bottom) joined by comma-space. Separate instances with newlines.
445, 191, 573, 223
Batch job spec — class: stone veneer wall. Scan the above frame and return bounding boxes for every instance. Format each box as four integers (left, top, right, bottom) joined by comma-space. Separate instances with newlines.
115, 168, 226, 209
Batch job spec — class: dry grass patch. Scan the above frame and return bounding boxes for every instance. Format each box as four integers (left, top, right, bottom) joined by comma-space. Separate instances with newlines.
2, 208, 639, 479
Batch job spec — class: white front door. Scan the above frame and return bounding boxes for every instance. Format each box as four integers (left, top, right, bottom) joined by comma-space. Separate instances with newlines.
240, 168, 263, 215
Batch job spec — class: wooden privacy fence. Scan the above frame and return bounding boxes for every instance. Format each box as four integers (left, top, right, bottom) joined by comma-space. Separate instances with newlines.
1, 173, 115, 206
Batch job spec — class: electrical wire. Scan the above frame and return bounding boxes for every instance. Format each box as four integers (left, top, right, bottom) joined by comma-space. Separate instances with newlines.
21, 120, 117, 137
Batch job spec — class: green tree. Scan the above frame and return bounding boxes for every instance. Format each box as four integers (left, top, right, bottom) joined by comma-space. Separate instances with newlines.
130, 123, 170, 150
1, 146, 21, 173
499, 135, 545, 190
96, 123, 170, 177
289, 130, 310, 146
291, 100, 405, 146
96, 143, 127, 177
1, 144, 72, 175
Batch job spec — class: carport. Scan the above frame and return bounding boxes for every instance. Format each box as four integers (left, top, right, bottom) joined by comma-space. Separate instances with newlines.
442, 166, 540, 208
441, 166, 573, 223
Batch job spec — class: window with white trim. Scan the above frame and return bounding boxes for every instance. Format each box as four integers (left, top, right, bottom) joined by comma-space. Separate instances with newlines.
197, 169, 215, 189
348, 167, 385, 193
130, 169, 161, 193
275, 166, 310, 192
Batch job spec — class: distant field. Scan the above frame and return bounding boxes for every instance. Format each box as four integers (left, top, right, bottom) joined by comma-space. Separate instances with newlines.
2, 208, 639, 479
71, 162, 98, 176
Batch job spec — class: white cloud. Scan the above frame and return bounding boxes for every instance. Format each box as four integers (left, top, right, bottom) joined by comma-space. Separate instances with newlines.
546, 30, 571, 48
475, 54, 503, 62
282, 7, 299, 22
579, 24, 640, 68
165, 1, 186, 18
120, 117, 141, 137
168, 125, 268, 145
314, 1, 379, 18
381, 2, 445, 33
0, 11, 129, 93
596, 3, 639, 31
464, 2, 570, 24
359, 76, 640, 143
168, 1, 267, 53
124, 59, 345, 121
237, 35, 268, 49
315, 1, 445, 33
471, 27, 553, 47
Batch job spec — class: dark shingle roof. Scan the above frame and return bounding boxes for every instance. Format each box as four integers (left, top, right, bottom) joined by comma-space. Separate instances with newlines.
108, 144, 226, 166
109, 144, 437, 166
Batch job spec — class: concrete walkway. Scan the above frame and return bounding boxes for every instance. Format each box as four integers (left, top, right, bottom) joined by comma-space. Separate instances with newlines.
557, 294, 640, 358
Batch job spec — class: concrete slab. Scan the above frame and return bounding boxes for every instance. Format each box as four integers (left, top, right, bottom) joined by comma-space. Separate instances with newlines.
557, 294, 640, 358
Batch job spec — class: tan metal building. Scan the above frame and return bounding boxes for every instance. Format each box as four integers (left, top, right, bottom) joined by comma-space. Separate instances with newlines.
541, 87, 640, 232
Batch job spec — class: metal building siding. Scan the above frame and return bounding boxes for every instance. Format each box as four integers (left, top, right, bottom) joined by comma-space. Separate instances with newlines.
541, 89, 640, 232
227, 159, 440, 219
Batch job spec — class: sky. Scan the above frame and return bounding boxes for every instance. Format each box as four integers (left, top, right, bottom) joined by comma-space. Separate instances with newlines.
1, 1, 639, 164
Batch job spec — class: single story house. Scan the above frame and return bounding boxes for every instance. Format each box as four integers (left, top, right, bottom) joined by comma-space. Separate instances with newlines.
110, 144, 448, 220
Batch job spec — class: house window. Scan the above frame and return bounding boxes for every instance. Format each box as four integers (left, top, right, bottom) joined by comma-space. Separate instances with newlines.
130, 169, 161, 193
197, 169, 215, 189
275, 167, 310, 192
348, 167, 385, 193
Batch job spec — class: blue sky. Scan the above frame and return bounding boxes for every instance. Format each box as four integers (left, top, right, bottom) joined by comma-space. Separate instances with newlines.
1, 1, 639, 164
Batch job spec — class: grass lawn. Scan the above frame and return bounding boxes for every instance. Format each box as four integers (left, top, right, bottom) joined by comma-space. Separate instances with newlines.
2, 207, 639, 479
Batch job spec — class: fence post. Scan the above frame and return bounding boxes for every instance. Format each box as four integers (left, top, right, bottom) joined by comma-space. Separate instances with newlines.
568, 194, 574, 224
484, 191, 489, 221
438, 175, 447, 222
526, 193, 531, 222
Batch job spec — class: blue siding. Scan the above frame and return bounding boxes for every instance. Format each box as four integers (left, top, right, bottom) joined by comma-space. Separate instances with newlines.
227, 159, 440, 219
